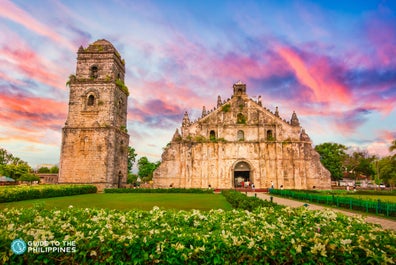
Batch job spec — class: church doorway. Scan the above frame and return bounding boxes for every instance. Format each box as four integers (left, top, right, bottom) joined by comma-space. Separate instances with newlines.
233, 161, 251, 188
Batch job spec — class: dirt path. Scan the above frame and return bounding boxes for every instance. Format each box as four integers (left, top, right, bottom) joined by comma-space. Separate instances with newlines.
247, 192, 396, 231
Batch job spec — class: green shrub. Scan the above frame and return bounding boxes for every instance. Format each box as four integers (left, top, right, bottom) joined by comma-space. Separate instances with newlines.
0, 185, 97, 203
221, 190, 281, 211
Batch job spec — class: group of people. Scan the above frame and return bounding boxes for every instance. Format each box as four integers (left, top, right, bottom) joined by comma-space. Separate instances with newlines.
238, 180, 255, 189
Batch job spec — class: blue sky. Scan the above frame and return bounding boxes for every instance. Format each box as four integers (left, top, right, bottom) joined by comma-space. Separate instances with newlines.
0, 0, 395, 167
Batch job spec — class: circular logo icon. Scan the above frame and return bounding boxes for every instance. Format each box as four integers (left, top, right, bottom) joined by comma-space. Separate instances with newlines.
11, 239, 27, 255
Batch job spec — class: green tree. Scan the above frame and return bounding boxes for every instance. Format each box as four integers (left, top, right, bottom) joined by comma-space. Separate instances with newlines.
127, 173, 139, 184
19, 173, 40, 184
0, 147, 32, 180
376, 156, 396, 188
137, 157, 160, 182
315, 142, 348, 181
389, 139, 396, 158
344, 150, 376, 179
38, 167, 50, 173
50, 165, 59, 173
128, 147, 137, 173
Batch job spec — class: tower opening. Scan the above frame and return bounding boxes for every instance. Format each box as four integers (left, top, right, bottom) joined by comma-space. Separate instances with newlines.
87, 95, 95, 106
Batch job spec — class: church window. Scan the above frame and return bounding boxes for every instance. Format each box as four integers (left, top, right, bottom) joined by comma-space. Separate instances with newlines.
267, 130, 274, 141
87, 95, 95, 106
90, 65, 98, 79
118, 99, 123, 112
237, 113, 246, 124
209, 130, 216, 141
237, 130, 244, 141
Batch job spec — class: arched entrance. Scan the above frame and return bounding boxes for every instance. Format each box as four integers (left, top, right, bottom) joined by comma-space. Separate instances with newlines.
233, 161, 251, 188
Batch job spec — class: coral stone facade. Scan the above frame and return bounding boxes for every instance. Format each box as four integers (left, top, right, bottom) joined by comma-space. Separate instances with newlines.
59, 40, 129, 191
153, 82, 331, 189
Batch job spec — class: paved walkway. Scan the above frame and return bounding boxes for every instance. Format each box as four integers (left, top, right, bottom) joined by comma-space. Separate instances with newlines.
246, 192, 396, 231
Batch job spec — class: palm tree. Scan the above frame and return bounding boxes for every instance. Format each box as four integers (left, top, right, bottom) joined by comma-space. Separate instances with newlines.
390, 139, 396, 151
390, 139, 396, 158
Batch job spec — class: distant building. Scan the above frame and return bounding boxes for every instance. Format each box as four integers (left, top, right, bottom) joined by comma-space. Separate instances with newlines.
59, 40, 129, 191
37, 174, 58, 184
153, 82, 331, 189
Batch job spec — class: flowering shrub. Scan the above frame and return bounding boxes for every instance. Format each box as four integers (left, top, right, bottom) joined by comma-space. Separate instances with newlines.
222, 190, 282, 210
0, 185, 97, 203
1, 205, 395, 264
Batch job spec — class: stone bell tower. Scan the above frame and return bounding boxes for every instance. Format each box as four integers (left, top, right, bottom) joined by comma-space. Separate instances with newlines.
59, 39, 129, 190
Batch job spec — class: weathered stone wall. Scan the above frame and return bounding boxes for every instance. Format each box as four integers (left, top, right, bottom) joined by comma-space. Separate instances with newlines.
59, 40, 129, 191
153, 82, 331, 190
154, 141, 331, 189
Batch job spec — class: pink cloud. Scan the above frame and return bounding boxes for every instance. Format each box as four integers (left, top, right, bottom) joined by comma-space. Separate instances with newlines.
1, 47, 62, 89
365, 16, 396, 66
0, 0, 75, 51
378, 130, 396, 142
276, 45, 352, 105
0, 93, 67, 132
0, 30, 67, 89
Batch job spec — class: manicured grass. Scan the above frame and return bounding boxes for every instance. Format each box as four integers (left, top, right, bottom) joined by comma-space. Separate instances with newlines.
0, 193, 233, 211
343, 194, 396, 203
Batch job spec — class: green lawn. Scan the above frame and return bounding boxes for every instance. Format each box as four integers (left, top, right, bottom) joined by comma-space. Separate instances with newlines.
343, 194, 396, 203
0, 193, 233, 211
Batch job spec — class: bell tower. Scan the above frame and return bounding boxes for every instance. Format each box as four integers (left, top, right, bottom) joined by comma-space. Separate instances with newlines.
59, 39, 130, 190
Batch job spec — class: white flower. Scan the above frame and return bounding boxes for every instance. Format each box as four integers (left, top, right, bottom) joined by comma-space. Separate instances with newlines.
341, 239, 352, 245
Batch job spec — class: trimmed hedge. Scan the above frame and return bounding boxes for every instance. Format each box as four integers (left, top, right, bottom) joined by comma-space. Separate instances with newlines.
0, 185, 97, 203
104, 188, 214, 194
270, 189, 396, 217
222, 190, 283, 211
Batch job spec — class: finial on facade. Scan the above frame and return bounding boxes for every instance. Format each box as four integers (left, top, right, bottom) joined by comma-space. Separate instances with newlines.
78, 45, 84, 53
258, 95, 262, 106
275, 106, 279, 117
217, 95, 222, 108
291, 111, 300, 126
233, 82, 246, 96
182, 111, 190, 127
300, 128, 310, 141
202, 106, 207, 117
172, 128, 181, 141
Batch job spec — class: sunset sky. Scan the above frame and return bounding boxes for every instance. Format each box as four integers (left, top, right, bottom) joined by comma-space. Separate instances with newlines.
1, 0, 396, 168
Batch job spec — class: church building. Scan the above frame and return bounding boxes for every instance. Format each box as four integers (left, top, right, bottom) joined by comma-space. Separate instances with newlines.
59, 40, 129, 190
153, 82, 331, 189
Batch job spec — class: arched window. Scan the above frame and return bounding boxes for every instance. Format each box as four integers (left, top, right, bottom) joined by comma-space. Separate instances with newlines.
237, 130, 244, 141
90, 66, 98, 79
87, 95, 95, 106
237, 113, 246, 124
267, 130, 273, 140
118, 99, 123, 112
209, 130, 216, 140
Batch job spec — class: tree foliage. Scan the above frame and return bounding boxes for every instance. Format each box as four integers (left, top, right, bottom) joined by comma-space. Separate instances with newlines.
0, 148, 32, 180
127, 147, 137, 173
18, 173, 40, 184
137, 157, 160, 181
344, 150, 376, 179
38, 167, 51, 173
376, 156, 396, 187
315, 143, 348, 181
50, 165, 59, 173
